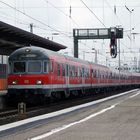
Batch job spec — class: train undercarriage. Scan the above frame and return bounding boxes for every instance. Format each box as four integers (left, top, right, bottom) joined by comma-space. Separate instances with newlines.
6, 84, 139, 105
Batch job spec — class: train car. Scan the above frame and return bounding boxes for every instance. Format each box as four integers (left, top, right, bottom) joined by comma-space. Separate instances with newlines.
7, 46, 140, 103
0, 63, 7, 96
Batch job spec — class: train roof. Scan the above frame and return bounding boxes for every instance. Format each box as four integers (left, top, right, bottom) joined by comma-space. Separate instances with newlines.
9, 46, 50, 60
9, 46, 113, 69
9, 46, 140, 77
9, 46, 90, 65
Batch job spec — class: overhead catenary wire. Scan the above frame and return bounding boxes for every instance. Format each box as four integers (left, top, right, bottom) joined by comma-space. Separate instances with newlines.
77, 0, 109, 54
80, 0, 106, 28
104, 0, 132, 44
42, 0, 93, 49
43, 0, 80, 27
104, 0, 123, 26
0, 1, 72, 39
0, 0, 138, 64
103, 0, 137, 59
0, 0, 93, 55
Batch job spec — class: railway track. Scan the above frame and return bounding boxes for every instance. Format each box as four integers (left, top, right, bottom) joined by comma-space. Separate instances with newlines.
0, 88, 134, 125
0, 109, 17, 119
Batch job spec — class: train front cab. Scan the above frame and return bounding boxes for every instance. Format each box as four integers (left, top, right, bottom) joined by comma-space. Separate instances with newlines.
7, 47, 55, 103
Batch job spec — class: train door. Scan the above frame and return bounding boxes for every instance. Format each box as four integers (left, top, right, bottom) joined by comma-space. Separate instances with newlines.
95, 69, 99, 84
91, 68, 94, 87
82, 67, 85, 85
49, 60, 54, 89
65, 64, 69, 88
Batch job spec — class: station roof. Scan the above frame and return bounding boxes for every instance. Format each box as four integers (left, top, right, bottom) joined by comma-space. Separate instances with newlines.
0, 21, 67, 55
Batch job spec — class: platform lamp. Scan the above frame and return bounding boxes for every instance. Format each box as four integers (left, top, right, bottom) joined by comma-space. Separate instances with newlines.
92, 48, 97, 64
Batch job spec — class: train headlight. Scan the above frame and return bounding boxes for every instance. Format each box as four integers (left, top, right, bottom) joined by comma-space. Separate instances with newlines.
36, 80, 42, 85
12, 80, 17, 85
25, 48, 31, 53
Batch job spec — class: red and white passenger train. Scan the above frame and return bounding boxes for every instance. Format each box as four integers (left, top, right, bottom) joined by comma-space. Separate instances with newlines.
7, 46, 140, 103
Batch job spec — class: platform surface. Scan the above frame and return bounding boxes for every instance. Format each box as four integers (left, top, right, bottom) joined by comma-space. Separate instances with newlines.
1, 89, 140, 140
0, 90, 7, 95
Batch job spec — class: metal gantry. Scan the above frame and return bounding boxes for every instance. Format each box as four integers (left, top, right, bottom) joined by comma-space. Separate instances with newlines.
73, 27, 123, 58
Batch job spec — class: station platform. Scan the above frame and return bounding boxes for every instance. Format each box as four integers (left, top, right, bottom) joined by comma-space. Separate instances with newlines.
0, 89, 140, 140
0, 90, 7, 96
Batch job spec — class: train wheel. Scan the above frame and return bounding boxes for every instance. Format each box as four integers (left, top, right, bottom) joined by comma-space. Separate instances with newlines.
51, 91, 65, 100
70, 90, 79, 97
95, 88, 100, 94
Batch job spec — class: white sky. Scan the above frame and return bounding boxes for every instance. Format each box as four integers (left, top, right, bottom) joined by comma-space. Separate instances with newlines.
0, 0, 140, 69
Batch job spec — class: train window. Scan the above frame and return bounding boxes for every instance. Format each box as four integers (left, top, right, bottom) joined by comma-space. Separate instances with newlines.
28, 61, 41, 73
72, 66, 74, 77
73, 66, 76, 77
69, 65, 71, 77
80, 68, 82, 77
97, 70, 99, 78
103, 73, 104, 79
82, 67, 85, 77
57, 63, 61, 76
62, 64, 65, 76
95, 70, 96, 78
93, 70, 96, 78
85, 68, 87, 77
91, 69, 93, 78
86, 69, 88, 78
69, 65, 75, 77
75, 67, 78, 77
106, 72, 108, 79
13, 62, 26, 73
50, 61, 53, 72
112, 73, 114, 79
77, 67, 79, 77
110, 73, 112, 79
8, 62, 12, 74
0, 64, 2, 72
44, 61, 49, 73
84, 68, 87, 77
77, 67, 80, 77
86, 68, 89, 78
0, 64, 6, 78
66, 64, 69, 76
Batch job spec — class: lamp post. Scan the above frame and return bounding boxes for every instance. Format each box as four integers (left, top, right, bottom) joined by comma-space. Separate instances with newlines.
30, 23, 33, 33
92, 48, 97, 64
82, 48, 98, 64
125, 5, 134, 48
52, 33, 59, 41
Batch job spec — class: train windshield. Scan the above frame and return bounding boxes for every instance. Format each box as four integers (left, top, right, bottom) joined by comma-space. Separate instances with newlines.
13, 62, 26, 73
12, 61, 42, 74
28, 61, 41, 73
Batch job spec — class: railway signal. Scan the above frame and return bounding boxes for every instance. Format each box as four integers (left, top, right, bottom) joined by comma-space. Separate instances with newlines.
73, 27, 123, 58
110, 28, 117, 58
